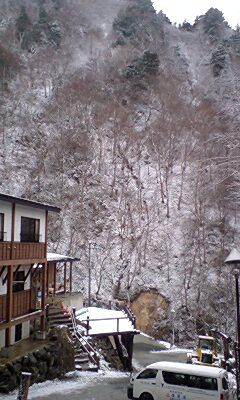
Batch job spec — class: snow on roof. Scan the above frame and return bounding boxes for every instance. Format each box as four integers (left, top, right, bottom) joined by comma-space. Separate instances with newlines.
146, 361, 226, 377
225, 248, 240, 264
47, 252, 80, 262
75, 306, 136, 335
198, 335, 215, 340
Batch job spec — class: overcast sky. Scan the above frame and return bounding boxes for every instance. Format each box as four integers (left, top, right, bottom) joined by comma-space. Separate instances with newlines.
152, 0, 240, 28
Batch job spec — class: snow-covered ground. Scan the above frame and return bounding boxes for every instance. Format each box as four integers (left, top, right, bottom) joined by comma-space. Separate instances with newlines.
1, 369, 129, 400
150, 347, 191, 354
75, 306, 136, 334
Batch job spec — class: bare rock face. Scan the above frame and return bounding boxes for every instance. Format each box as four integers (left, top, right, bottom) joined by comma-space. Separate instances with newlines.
131, 290, 170, 339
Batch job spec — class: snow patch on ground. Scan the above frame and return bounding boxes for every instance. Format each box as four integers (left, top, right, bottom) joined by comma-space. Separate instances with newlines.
150, 348, 191, 354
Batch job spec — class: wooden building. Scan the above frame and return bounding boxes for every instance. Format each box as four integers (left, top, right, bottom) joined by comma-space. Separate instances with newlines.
0, 193, 60, 354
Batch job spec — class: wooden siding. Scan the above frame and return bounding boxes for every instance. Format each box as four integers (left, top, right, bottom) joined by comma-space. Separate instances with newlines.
13, 289, 31, 318
0, 293, 6, 321
0, 289, 31, 321
0, 242, 45, 261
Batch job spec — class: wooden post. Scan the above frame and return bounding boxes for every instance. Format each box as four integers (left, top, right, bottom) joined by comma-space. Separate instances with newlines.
124, 333, 134, 371
63, 262, 67, 294
5, 264, 13, 347
17, 371, 31, 400
113, 335, 126, 369
235, 272, 240, 399
46, 263, 49, 296
69, 262, 73, 294
133, 316, 136, 329
46, 304, 49, 321
44, 210, 48, 257
53, 263, 56, 296
86, 316, 90, 335
10, 203, 15, 259
40, 262, 47, 332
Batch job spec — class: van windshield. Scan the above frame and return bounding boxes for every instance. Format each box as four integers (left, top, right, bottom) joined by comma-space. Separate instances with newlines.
162, 371, 218, 391
136, 369, 158, 379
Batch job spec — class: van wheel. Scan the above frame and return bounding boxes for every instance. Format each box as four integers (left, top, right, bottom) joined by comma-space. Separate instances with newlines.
140, 393, 154, 400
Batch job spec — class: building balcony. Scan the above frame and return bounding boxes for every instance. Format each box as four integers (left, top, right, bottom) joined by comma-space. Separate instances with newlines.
0, 242, 46, 262
0, 289, 31, 322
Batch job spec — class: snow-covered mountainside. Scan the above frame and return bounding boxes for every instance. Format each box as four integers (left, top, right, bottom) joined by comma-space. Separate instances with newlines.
1, 0, 240, 340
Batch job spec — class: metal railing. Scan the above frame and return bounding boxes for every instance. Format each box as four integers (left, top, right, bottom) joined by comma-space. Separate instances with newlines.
70, 308, 100, 369
81, 314, 136, 335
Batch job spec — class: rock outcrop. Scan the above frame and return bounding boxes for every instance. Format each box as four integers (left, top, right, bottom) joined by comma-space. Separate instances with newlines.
131, 290, 170, 339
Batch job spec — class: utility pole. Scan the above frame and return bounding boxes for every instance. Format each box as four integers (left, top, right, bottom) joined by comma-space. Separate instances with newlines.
225, 248, 240, 400
171, 309, 176, 348
88, 240, 91, 307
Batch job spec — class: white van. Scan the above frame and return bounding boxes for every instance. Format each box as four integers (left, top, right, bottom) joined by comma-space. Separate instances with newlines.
127, 361, 230, 400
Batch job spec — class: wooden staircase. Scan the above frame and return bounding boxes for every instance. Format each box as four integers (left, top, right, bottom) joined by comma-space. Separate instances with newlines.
47, 305, 100, 372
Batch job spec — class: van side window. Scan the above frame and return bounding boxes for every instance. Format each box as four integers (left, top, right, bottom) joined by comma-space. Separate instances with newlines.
198, 377, 218, 391
137, 369, 158, 379
162, 372, 185, 386
162, 372, 218, 391
222, 377, 228, 390
188, 375, 202, 388
188, 375, 218, 391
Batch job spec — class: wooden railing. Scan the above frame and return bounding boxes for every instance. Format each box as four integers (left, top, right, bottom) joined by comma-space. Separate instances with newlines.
0, 289, 31, 321
0, 242, 46, 261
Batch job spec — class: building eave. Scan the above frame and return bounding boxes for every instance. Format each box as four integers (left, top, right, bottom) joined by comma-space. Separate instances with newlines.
0, 193, 61, 213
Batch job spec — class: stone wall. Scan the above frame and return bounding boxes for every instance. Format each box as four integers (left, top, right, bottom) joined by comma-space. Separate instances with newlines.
0, 326, 75, 394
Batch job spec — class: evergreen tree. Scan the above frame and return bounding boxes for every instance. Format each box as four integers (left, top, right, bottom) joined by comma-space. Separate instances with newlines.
16, 6, 32, 36
125, 51, 159, 79
48, 21, 61, 47
15, 6, 33, 49
113, 0, 159, 45
52, 0, 63, 10
203, 8, 225, 41
38, 6, 49, 25
211, 45, 227, 76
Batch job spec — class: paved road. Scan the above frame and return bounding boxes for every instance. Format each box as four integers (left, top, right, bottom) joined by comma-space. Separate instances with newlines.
3, 335, 189, 400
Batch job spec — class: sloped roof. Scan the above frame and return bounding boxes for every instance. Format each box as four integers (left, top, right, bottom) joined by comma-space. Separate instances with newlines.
47, 252, 80, 262
0, 192, 60, 212
225, 248, 240, 264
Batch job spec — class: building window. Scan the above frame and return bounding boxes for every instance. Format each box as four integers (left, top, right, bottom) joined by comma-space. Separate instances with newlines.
20, 217, 40, 242
13, 270, 25, 292
0, 213, 4, 241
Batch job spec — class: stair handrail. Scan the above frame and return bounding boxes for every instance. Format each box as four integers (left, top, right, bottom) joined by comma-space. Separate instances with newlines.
115, 303, 137, 329
70, 309, 100, 368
